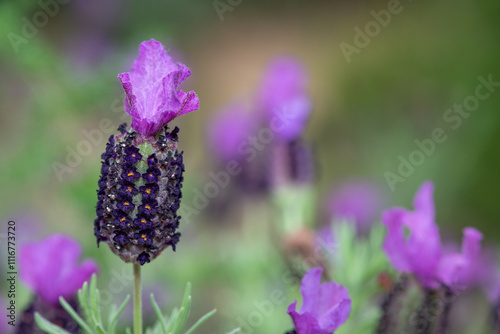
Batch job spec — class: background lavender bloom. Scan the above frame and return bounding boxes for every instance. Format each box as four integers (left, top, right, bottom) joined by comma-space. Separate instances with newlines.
208, 103, 257, 162
258, 57, 312, 141
325, 180, 386, 233
287, 267, 351, 334
20, 234, 99, 305
487, 270, 500, 304
382, 182, 483, 290
118, 39, 199, 137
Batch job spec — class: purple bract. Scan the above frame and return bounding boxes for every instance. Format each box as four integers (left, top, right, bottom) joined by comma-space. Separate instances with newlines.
20, 234, 99, 305
287, 267, 351, 334
382, 181, 483, 289
118, 39, 199, 137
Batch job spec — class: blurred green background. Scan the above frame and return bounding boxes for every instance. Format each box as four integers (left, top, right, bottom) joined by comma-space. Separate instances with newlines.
1, 0, 500, 332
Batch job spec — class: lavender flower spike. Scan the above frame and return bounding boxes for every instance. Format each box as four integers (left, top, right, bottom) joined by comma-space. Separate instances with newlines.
382, 181, 483, 290
287, 267, 351, 334
118, 39, 199, 137
20, 234, 98, 305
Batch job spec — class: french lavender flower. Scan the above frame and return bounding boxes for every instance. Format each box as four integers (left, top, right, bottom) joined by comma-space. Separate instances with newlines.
287, 267, 351, 334
258, 57, 315, 188
382, 181, 483, 290
258, 57, 312, 141
18, 234, 98, 334
94, 39, 198, 265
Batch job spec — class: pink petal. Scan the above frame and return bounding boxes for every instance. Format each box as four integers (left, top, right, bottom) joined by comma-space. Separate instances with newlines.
20, 234, 98, 305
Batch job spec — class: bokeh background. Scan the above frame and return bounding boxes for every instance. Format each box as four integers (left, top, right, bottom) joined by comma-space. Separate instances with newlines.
1, 0, 500, 333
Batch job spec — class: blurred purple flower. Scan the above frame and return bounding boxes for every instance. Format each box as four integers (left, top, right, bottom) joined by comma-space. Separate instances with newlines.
382, 182, 483, 290
287, 267, 351, 334
118, 39, 199, 137
258, 57, 312, 141
487, 270, 500, 304
71, 0, 124, 28
208, 103, 257, 161
326, 180, 386, 233
20, 234, 99, 305
64, 33, 114, 71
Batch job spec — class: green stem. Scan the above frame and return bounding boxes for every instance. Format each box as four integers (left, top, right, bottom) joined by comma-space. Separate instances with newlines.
133, 263, 142, 334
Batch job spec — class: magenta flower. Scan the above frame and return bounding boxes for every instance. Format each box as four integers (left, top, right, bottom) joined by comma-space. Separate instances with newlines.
20, 234, 99, 305
382, 182, 483, 289
118, 39, 199, 137
287, 267, 351, 334
258, 57, 311, 141
208, 103, 257, 161
326, 180, 386, 233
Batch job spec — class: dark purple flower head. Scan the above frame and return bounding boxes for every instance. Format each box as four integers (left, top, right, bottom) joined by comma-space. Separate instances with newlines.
287, 267, 351, 334
326, 180, 386, 233
20, 234, 99, 305
118, 39, 199, 137
208, 103, 257, 162
94, 126, 184, 265
382, 181, 483, 290
258, 57, 312, 141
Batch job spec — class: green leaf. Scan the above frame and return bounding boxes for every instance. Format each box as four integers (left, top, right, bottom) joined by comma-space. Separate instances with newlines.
151, 294, 168, 334
34, 312, 72, 334
59, 297, 94, 334
174, 283, 192, 334
78, 281, 92, 324
184, 309, 216, 334
108, 295, 131, 334
89, 275, 103, 327
165, 307, 179, 334
225, 329, 241, 334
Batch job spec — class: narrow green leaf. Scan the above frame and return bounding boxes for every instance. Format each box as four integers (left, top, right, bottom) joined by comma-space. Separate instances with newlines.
174, 283, 192, 334
172, 306, 186, 334
225, 328, 241, 334
108, 295, 131, 334
59, 297, 94, 334
96, 324, 106, 334
34, 312, 72, 334
107, 304, 117, 334
125, 327, 132, 334
79, 281, 92, 323
165, 307, 179, 334
95, 288, 103, 326
151, 293, 168, 334
89, 274, 101, 326
184, 309, 216, 334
